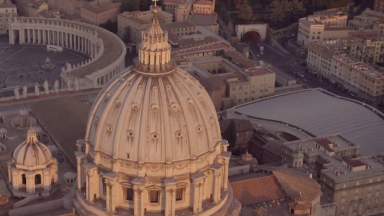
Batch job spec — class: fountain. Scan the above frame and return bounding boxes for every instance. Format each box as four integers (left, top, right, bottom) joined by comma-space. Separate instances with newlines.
40, 57, 56, 70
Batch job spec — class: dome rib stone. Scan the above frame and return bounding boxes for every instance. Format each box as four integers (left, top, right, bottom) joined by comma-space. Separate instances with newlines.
86, 69, 221, 164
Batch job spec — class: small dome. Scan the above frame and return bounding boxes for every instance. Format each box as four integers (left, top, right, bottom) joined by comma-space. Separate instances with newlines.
0, 128, 7, 133
241, 150, 253, 162
13, 126, 52, 167
292, 151, 304, 159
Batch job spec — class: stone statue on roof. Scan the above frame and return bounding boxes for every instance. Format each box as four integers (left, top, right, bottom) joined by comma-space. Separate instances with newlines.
34, 83, 39, 96
14, 87, 19, 99
43, 80, 49, 94
54, 80, 59, 93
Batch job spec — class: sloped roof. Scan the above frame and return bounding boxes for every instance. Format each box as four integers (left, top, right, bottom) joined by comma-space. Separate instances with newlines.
219, 119, 254, 133
30, 97, 92, 167
230, 175, 287, 205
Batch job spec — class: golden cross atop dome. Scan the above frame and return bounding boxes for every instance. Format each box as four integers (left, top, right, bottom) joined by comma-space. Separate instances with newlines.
152, 0, 159, 7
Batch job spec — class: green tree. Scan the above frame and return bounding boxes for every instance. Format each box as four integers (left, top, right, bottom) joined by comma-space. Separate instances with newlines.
99, 20, 118, 33
268, 0, 287, 27
122, 0, 140, 12
289, 0, 305, 22
223, 120, 237, 151
123, 26, 132, 43
238, 3, 253, 22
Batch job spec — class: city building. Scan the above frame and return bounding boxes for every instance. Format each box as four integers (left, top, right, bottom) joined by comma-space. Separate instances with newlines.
330, 54, 384, 103
374, 0, 384, 13
162, 0, 193, 22
15, 0, 48, 17
117, 8, 173, 43
219, 118, 253, 152
79, 1, 121, 26
297, 7, 348, 47
229, 164, 323, 215
37, 9, 81, 21
73, 7, 241, 216
0, 0, 16, 34
47, 0, 83, 15
282, 134, 384, 216
349, 9, 384, 31
227, 88, 384, 156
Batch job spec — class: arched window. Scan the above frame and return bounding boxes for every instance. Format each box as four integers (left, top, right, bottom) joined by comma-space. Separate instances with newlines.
35, 174, 41, 185
21, 174, 26, 185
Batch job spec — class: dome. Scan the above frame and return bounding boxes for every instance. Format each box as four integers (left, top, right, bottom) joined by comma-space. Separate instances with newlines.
86, 67, 221, 163
13, 126, 52, 167
85, 7, 221, 165
292, 150, 304, 159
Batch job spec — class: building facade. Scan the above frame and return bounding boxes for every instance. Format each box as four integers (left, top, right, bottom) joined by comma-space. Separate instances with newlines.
297, 8, 348, 47
283, 134, 384, 216
73, 7, 241, 216
80, 1, 121, 26
0, 0, 16, 34
15, 0, 48, 17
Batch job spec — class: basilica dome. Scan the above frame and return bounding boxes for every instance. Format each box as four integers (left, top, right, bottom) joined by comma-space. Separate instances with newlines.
85, 14, 221, 164
13, 126, 52, 168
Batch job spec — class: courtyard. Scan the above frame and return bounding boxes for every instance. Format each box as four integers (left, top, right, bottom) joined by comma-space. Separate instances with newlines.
0, 36, 89, 97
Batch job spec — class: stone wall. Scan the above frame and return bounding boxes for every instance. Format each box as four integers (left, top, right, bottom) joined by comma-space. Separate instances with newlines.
9, 199, 63, 216
267, 22, 298, 40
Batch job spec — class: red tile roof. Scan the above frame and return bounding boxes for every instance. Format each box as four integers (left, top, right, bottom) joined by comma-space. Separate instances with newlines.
342, 158, 366, 167
230, 175, 287, 205
316, 139, 335, 152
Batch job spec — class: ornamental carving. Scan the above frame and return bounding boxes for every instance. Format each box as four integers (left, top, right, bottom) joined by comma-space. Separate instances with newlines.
147, 164, 165, 172
197, 154, 208, 164
119, 161, 137, 169
174, 162, 189, 170
115, 99, 122, 108
104, 93, 111, 102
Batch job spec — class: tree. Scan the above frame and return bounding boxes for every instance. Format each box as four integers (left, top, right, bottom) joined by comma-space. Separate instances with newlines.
99, 20, 118, 33
289, 0, 305, 22
269, 0, 286, 27
223, 120, 237, 151
123, 26, 132, 43
238, 3, 253, 22
122, 0, 140, 12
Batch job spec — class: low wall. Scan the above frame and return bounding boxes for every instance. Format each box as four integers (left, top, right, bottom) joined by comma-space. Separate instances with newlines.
267, 22, 298, 40
9, 199, 63, 216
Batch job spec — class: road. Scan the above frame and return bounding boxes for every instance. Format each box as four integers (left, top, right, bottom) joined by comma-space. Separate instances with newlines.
248, 41, 353, 98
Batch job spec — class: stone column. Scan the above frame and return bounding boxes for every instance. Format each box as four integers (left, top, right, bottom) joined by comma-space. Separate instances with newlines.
26, 29, 30, 43
26, 173, 35, 193
43, 169, 50, 191
76, 158, 82, 191
8, 29, 13, 44
86, 170, 94, 202
69, 34, 72, 49
66, 33, 69, 48
166, 187, 176, 216
105, 180, 116, 213
48, 30, 51, 44
11, 171, 19, 190
133, 186, 144, 216
191, 173, 206, 214
32, 29, 35, 43
212, 171, 221, 203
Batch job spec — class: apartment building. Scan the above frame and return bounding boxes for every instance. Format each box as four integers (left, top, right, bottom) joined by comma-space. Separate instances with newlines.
297, 8, 348, 47
193, 0, 215, 14
374, 0, 384, 14
349, 9, 384, 30
330, 54, 384, 104
283, 134, 384, 216
307, 40, 349, 77
15, 0, 47, 17
349, 38, 384, 64
162, 21, 197, 36
117, 8, 173, 43
223, 68, 275, 107
0, 0, 16, 34
80, 1, 121, 26
37, 9, 81, 21
163, 0, 193, 22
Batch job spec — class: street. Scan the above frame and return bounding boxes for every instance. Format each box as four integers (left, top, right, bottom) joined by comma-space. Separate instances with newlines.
247, 41, 355, 99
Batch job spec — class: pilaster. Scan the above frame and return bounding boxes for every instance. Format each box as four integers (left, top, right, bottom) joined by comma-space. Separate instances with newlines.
83, 163, 97, 202
75, 152, 85, 191
26, 172, 35, 193
11, 169, 19, 190
220, 151, 231, 191
211, 163, 223, 203
132, 177, 146, 216
103, 172, 118, 213
191, 172, 206, 213
164, 178, 177, 216
43, 168, 51, 191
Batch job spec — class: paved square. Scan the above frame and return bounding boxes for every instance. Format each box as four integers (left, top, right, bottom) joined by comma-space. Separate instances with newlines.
0, 36, 89, 97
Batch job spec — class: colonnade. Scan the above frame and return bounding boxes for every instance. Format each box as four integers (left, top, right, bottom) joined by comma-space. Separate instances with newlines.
9, 28, 99, 59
